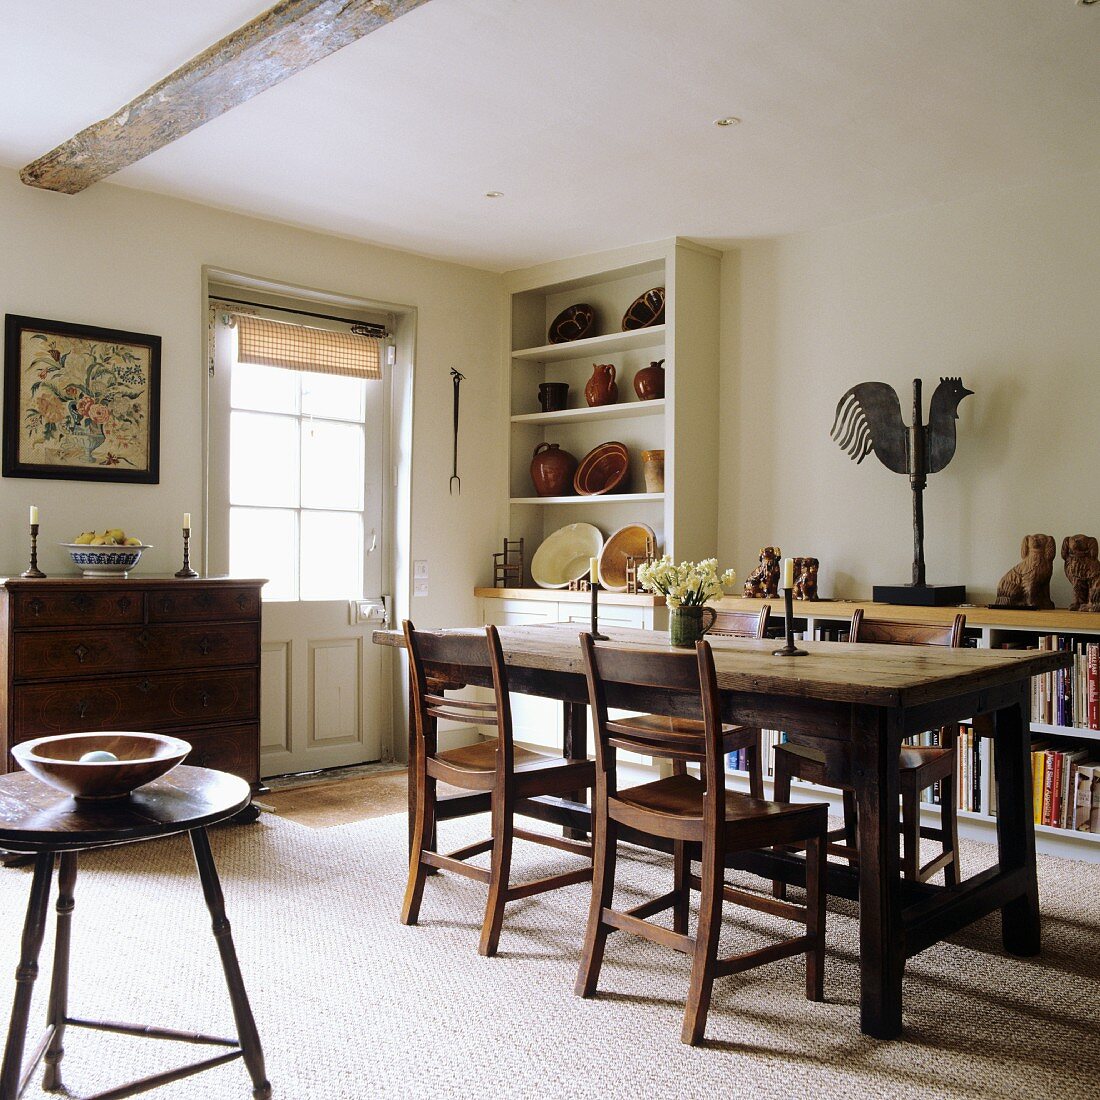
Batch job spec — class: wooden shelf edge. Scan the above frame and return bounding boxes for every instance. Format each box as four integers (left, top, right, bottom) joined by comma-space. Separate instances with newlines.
510, 492, 664, 505
511, 325, 666, 363
510, 399, 665, 425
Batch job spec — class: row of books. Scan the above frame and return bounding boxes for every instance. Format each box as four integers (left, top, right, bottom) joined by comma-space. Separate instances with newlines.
1031, 741, 1100, 831
1029, 636, 1099, 730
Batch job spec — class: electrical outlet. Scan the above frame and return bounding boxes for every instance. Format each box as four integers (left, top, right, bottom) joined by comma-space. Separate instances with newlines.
414, 581, 429, 598
414, 560, 428, 579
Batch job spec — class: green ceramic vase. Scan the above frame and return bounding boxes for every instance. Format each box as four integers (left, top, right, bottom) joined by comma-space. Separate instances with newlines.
668, 605, 717, 648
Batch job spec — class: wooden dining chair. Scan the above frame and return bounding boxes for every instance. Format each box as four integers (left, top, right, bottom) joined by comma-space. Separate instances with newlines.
402, 621, 595, 956
772, 609, 965, 894
577, 633, 828, 1046
606, 606, 771, 798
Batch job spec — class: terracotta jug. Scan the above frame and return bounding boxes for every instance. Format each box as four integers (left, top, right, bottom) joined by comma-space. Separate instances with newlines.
530, 442, 577, 497
584, 363, 618, 407
633, 358, 665, 400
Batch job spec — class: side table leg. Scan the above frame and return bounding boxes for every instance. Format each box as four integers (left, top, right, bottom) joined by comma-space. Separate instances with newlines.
42, 852, 77, 1092
189, 829, 271, 1100
1, 852, 54, 1100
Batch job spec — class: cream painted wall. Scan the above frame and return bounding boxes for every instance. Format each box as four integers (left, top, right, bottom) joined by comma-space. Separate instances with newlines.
720, 172, 1100, 608
0, 166, 505, 645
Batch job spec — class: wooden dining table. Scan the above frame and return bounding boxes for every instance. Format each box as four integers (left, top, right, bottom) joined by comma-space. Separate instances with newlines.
373, 621, 1071, 1039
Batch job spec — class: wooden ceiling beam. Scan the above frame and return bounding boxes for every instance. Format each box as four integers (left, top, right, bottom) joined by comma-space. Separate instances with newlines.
20, 0, 430, 194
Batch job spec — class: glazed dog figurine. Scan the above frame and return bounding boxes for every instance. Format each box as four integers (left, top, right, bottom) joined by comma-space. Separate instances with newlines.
993, 534, 1055, 610
743, 546, 781, 598
793, 557, 819, 601
1062, 534, 1100, 612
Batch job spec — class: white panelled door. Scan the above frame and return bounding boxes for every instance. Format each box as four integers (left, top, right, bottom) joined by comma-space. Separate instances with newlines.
207, 309, 386, 776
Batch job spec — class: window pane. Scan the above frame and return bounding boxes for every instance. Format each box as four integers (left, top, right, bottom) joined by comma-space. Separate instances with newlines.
230, 508, 297, 601
301, 420, 364, 511
301, 372, 366, 421
230, 411, 299, 507
300, 511, 362, 600
231, 360, 299, 414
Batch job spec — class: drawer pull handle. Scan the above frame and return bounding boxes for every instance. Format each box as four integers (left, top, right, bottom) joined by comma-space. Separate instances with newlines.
28, 598, 44, 618
76, 701, 89, 720
71, 595, 91, 613
138, 679, 152, 693
200, 691, 211, 708
136, 630, 150, 648
117, 596, 132, 613
196, 593, 214, 610
160, 597, 173, 613
199, 636, 212, 656
236, 593, 249, 610
74, 644, 89, 664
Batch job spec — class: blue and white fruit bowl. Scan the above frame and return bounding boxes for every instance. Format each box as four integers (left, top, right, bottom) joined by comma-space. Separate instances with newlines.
60, 543, 151, 577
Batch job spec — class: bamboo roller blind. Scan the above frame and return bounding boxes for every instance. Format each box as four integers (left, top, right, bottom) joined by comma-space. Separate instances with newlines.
235, 313, 382, 380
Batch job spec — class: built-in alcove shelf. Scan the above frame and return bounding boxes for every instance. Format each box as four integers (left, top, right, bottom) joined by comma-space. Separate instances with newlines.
511, 325, 666, 363
509, 492, 664, 506
510, 399, 665, 427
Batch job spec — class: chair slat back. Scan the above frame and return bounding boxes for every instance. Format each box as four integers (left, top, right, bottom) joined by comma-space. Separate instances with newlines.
849, 609, 965, 649
710, 606, 770, 638
403, 622, 513, 768
580, 635, 726, 797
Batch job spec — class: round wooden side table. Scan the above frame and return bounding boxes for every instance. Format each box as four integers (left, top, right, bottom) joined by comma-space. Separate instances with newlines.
0, 765, 270, 1100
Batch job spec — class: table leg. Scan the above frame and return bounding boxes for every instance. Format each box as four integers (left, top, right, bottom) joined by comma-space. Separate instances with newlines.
0, 852, 54, 1100
189, 829, 271, 1100
854, 709, 904, 1039
42, 852, 77, 1092
992, 696, 1041, 956
563, 701, 589, 841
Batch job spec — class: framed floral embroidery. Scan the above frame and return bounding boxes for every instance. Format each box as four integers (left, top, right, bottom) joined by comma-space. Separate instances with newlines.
3, 314, 161, 483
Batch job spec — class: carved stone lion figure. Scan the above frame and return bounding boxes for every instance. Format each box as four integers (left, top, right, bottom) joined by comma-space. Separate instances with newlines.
1062, 534, 1100, 612
793, 557, 820, 601
993, 534, 1055, 610
743, 546, 782, 599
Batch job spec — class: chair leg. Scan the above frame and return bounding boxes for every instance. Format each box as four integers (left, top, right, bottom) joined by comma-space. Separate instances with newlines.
745, 734, 764, 801
772, 753, 793, 900
941, 767, 961, 888
900, 781, 920, 881
672, 841, 690, 935
803, 835, 826, 1002
479, 795, 514, 958
681, 839, 723, 1046
575, 813, 617, 998
401, 773, 436, 926
841, 789, 859, 866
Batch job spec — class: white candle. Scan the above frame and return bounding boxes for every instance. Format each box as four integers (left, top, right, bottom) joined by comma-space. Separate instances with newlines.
589, 556, 599, 586
29, 505, 38, 525
782, 557, 795, 589
183, 513, 191, 529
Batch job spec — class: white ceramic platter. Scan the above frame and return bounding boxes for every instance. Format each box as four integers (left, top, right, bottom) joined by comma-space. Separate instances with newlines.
531, 523, 604, 589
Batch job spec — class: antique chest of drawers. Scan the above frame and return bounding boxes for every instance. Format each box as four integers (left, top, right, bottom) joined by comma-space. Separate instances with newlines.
0, 576, 264, 787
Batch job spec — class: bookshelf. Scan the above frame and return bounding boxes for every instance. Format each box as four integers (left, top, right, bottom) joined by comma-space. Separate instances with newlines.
720, 597, 1100, 863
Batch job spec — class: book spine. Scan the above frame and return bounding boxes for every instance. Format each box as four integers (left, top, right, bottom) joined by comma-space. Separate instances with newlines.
1089, 643, 1099, 730
972, 728, 981, 814
1042, 749, 1056, 826
1032, 749, 1045, 824
1073, 765, 1093, 832
1091, 772, 1100, 834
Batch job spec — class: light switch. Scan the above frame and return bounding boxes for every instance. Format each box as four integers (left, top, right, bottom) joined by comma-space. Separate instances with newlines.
414, 581, 429, 597
414, 560, 428, 579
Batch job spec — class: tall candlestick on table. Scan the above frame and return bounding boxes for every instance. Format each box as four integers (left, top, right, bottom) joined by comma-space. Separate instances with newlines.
589, 556, 608, 640
773, 556, 807, 657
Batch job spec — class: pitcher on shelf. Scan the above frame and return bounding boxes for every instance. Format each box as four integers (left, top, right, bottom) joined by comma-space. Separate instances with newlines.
584, 363, 617, 407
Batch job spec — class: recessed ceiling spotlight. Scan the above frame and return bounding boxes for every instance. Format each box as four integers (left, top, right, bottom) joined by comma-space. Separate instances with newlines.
713, 116, 741, 127
485, 190, 504, 198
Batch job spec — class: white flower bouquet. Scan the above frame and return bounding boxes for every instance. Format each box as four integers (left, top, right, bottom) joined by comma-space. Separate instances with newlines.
636, 557, 736, 609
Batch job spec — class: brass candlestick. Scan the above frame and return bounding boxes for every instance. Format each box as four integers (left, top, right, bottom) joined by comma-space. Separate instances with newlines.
21, 523, 46, 579
772, 587, 808, 657
175, 527, 198, 578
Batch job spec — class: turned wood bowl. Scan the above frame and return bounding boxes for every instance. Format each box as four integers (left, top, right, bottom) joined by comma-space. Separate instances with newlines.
574, 441, 630, 496
12, 731, 192, 801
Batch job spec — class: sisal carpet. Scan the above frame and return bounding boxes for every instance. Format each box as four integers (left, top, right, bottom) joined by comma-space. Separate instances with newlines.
261, 770, 408, 828
0, 812, 1096, 1099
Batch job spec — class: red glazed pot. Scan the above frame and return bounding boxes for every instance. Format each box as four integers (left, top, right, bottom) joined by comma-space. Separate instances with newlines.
585, 363, 618, 407
633, 359, 665, 400
530, 443, 577, 497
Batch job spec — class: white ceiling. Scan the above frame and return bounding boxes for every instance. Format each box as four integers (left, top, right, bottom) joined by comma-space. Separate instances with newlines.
3, 1, 1099, 271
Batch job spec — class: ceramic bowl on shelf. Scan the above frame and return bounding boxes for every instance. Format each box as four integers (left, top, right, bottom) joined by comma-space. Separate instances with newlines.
531, 523, 604, 588
12, 731, 191, 801
574, 441, 630, 496
621, 287, 665, 331
547, 303, 595, 344
598, 523, 657, 592
60, 542, 150, 577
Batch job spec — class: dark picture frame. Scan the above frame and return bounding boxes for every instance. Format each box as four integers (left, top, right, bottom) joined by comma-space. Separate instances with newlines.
3, 314, 161, 484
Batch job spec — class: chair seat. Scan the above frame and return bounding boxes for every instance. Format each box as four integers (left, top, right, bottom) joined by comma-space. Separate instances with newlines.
610, 714, 751, 751
775, 739, 953, 778
436, 740, 556, 773
614, 773, 819, 825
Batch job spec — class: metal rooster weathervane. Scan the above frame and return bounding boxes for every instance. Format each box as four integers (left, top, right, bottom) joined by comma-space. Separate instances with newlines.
831, 377, 973, 605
